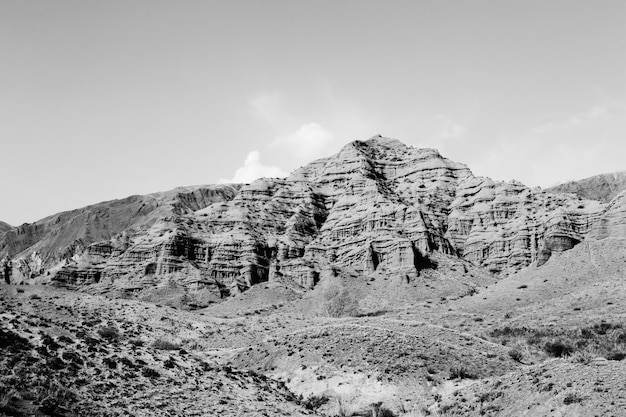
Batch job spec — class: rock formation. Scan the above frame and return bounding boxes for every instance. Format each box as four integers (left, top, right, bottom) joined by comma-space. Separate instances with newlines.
590, 190, 626, 239
0, 185, 239, 283
0, 136, 621, 303
0, 221, 12, 234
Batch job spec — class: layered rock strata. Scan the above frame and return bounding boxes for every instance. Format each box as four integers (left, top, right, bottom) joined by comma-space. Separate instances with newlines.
0, 221, 12, 234
1, 136, 619, 299
590, 190, 626, 239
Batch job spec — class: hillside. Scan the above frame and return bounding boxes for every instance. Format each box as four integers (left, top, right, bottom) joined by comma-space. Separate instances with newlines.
0, 221, 11, 234
547, 170, 626, 203
0, 185, 239, 281
0, 285, 315, 417
0, 136, 610, 311
2, 136, 626, 416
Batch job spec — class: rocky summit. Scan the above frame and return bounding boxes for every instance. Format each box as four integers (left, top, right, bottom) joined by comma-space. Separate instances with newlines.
2, 136, 626, 417
0, 136, 618, 305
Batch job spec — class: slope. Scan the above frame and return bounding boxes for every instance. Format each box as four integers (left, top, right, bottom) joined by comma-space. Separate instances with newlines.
0, 285, 315, 417
0, 184, 239, 281
547, 170, 626, 203
0, 221, 11, 234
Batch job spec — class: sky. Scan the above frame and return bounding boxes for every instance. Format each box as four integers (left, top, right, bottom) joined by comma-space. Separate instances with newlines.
1, 1, 626, 225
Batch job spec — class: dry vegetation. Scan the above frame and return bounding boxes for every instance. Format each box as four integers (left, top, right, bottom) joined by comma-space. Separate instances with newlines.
3, 236, 626, 417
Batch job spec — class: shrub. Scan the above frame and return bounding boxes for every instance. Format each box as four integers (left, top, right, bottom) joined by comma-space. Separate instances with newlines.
96, 326, 120, 341
142, 368, 160, 378
37, 383, 77, 415
569, 350, 593, 365
449, 366, 478, 380
303, 394, 329, 410
544, 341, 574, 357
606, 351, 626, 361
374, 405, 396, 417
563, 392, 584, 405
508, 348, 524, 362
320, 285, 359, 318
152, 338, 181, 350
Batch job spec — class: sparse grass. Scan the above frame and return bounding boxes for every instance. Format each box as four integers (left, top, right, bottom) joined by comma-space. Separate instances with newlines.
302, 394, 329, 410
488, 322, 626, 362
569, 350, 594, 364
563, 392, 585, 405
37, 383, 78, 415
449, 366, 478, 380
508, 348, 524, 363
152, 337, 181, 350
544, 340, 574, 357
320, 285, 360, 318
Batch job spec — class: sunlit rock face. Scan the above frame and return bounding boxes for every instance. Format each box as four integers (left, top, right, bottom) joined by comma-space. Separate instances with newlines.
547, 171, 626, 203
1, 136, 618, 298
448, 178, 603, 272
590, 190, 626, 239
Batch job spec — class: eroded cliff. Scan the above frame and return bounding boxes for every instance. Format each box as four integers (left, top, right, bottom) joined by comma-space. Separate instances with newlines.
1, 136, 619, 304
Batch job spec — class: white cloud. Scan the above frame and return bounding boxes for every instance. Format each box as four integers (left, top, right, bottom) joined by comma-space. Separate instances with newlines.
269, 122, 336, 161
434, 114, 468, 139
218, 151, 288, 184
247, 92, 290, 129
530, 104, 612, 134
470, 102, 626, 187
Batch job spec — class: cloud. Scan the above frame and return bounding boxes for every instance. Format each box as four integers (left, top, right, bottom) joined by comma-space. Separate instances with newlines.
530, 104, 612, 134
434, 114, 468, 139
242, 87, 375, 174
269, 122, 336, 161
218, 151, 288, 184
469, 102, 626, 187
247, 92, 290, 129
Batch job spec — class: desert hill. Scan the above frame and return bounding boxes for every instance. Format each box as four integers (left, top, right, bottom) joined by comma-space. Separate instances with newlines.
406, 192, 626, 415
0, 221, 11, 234
0, 185, 238, 280
548, 170, 626, 203
0, 136, 612, 310
0, 285, 315, 417
2, 136, 626, 417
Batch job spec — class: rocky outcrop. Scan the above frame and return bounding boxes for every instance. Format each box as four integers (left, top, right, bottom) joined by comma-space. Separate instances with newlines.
3, 136, 622, 302
447, 177, 604, 271
0, 185, 240, 284
548, 171, 626, 203
590, 190, 626, 239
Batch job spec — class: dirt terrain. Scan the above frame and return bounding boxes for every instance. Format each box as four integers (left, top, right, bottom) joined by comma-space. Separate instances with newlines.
3, 242, 626, 417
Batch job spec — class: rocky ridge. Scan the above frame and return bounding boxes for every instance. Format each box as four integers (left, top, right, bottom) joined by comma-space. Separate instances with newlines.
0, 221, 12, 234
0, 185, 239, 283
547, 170, 626, 203
0, 136, 619, 306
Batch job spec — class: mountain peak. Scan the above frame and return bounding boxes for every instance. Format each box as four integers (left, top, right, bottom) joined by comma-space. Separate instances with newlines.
364, 134, 405, 145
